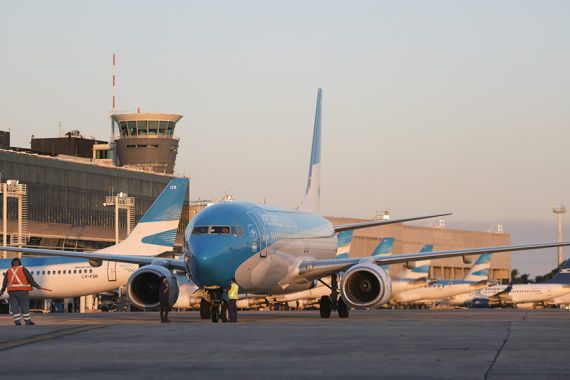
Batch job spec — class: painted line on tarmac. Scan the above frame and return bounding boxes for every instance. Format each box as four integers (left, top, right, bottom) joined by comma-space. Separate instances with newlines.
0, 323, 114, 352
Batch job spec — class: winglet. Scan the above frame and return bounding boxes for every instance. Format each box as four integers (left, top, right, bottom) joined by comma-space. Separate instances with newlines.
299, 88, 322, 213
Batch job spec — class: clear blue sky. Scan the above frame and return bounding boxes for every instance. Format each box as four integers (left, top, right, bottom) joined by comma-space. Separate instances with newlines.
2, 1, 569, 275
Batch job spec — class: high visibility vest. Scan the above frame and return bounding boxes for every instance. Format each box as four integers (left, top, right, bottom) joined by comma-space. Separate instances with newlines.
7, 266, 33, 292
228, 282, 239, 300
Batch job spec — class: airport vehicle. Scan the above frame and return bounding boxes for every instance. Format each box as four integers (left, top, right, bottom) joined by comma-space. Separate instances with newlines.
3, 89, 570, 322
0, 178, 187, 302
394, 253, 492, 304
449, 260, 570, 307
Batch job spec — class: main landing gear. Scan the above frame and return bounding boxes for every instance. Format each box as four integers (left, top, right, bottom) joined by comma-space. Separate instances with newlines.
319, 273, 350, 319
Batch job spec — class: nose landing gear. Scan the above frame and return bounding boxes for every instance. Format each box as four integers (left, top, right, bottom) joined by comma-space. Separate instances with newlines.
203, 289, 229, 323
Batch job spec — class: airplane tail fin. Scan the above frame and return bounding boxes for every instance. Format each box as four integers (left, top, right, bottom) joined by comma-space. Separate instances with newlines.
335, 230, 354, 259
397, 244, 433, 281
98, 178, 189, 256
546, 260, 570, 284
299, 88, 322, 213
463, 253, 491, 282
371, 237, 394, 257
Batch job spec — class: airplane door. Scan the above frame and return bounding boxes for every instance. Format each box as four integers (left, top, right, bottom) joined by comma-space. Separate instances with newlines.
247, 212, 268, 258
107, 261, 117, 281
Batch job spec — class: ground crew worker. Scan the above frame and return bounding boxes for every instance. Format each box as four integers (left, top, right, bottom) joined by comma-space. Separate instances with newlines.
228, 278, 239, 323
0, 258, 47, 326
159, 276, 170, 323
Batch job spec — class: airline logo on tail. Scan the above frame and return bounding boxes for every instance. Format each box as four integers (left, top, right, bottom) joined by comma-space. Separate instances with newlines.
299, 88, 322, 213
400, 244, 433, 280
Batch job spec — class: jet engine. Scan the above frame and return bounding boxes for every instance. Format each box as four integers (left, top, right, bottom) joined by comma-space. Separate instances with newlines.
127, 265, 179, 309
340, 262, 391, 308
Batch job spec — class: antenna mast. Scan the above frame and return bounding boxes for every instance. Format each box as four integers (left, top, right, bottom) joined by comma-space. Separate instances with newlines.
111, 53, 116, 136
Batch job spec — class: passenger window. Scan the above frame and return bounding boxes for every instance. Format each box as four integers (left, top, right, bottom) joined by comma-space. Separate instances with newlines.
42, 271, 45, 275
79, 270, 82, 274
90, 269, 93, 273
58, 270, 61, 275
211, 226, 231, 234
74, 270, 77, 274
192, 226, 209, 235
47, 271, 51, 275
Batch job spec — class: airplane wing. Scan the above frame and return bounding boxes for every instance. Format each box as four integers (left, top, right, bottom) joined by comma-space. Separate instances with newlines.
0, 246, 187, 271
333, 213, 452, 232
297, 241, 570, 281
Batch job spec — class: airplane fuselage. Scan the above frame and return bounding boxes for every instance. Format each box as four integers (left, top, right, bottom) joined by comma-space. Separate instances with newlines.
0, 257, 136, 300
185, 201, 337, 295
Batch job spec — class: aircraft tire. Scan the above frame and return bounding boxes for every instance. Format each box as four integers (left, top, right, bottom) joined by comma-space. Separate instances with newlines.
337, 298, 349, 318
200, 299, 211, 319
211, 305, 219, 323
319, 296, 331, 318
221, 302, 229, 323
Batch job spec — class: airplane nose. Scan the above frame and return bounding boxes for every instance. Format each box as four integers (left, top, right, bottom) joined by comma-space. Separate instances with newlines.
189, 237, 231, 287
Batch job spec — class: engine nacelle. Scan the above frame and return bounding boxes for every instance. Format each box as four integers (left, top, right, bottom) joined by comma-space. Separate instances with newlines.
340, 262, 391, 308
127, 265, 179, 309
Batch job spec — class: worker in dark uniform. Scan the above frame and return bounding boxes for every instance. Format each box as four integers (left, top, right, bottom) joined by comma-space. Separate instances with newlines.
228, 278, 239, 323
159, 276, 170, 323
0, 258, 48, 325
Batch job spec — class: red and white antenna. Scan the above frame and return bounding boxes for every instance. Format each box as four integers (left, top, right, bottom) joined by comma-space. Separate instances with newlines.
112, 52, 116, 113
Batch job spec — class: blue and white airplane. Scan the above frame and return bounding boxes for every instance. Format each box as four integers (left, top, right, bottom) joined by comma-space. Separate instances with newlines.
3, 89, 570, 321
0, 178, 188, 303
394, 253, 492, 304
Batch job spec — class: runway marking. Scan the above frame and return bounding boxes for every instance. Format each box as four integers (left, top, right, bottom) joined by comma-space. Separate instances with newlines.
484, 321, 512, 379
0, 323, 114, 352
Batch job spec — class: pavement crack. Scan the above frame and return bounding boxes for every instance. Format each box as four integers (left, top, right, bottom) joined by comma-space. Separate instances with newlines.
484, 321, 511, 379
0, 323, 114, 352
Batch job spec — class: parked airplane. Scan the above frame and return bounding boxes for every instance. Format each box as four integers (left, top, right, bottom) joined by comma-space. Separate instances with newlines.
3, 89, 570, 322
394, 253, 492, 304
391, 244, 433, 296
449, 259, 570, 307
0, 178, 188, 302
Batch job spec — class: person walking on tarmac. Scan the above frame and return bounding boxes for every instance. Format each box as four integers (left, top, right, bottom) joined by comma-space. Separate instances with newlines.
228, 278, 239, 323
0, 258, 50, 326
159, 276, 171, 323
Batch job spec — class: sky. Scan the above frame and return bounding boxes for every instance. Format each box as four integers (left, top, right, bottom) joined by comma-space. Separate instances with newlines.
1, 1, 569, 275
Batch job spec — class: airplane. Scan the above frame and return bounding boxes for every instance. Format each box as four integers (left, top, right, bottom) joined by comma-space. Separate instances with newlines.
448, 259, 570, 308
394, 253, 492, 305
2, 88, 570, 322
0, 178, 188, 303
390, 244, 433, 296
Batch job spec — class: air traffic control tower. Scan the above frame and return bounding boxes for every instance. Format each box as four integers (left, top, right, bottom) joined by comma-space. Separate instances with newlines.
111, 113, 182, 174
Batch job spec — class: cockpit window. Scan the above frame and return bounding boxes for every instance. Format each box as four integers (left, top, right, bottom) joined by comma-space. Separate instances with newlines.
231, 225, 245, 238
192, 226, 209, 234
211, 226, 231, 234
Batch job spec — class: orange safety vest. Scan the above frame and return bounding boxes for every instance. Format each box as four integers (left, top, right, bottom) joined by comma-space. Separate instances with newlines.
7, 266, 33, 292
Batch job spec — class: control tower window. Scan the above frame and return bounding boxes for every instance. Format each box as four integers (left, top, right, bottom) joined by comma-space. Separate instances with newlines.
158, 121, 169, 135
127, 121, 137, 136
148, 121, 159, 135
137, 121, 148, 135
119, 121, 128, 136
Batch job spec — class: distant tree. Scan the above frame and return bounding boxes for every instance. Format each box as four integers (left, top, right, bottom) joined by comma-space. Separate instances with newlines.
510, 269, 532, 284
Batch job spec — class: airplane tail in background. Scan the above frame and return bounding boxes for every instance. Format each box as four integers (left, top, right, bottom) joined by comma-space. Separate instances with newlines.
545, 260, 570, 284
397, 244, 433, 281
299, 88, 322, 214
371, 237, 395, 257
463, 253, 492, 283
98, 178, 189, 256
336, 231, 354, 259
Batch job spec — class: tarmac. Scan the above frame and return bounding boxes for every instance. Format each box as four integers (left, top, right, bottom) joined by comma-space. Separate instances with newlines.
0, 309, 569, 379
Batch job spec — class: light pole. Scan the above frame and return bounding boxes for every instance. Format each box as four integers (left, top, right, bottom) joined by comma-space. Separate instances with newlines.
104, 192, 135, 244
553, 204, 566, 267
